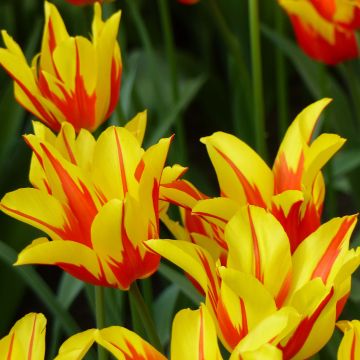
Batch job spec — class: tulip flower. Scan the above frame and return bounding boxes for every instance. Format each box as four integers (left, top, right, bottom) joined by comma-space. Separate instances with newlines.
161, 98, 345, 255
278, 0, 360, 64
337, 320, 360, 359
1, 114, 172, 290
0, 1, 121, 132
147, 204, 360, 358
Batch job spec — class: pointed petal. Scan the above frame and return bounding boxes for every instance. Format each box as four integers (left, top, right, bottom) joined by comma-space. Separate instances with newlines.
55, 329, 97, 360
124, 110, 147, 145
337, 320, 360, 360
201, 132, 273, 207
0, 313, 46, 360
95, 326, 165, 360
273, 98, 332, 193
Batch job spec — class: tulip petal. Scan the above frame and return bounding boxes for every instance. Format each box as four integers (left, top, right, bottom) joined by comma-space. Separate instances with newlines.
124, 110, 147, 145
171, 304, 222, 360
55, 329, 97, 360
226, 206, 292, 306
337, 320, 360, 360
0, 313, 46, 360
201, 132, 273, 207
95, 326, 165, 360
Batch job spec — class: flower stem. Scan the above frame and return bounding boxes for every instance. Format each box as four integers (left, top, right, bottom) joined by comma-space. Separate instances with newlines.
275, 5, 288, 137
95, 286, 107, 360
129, 281, 163, 352
249, 0, 267, 159
157, 0, 187, 164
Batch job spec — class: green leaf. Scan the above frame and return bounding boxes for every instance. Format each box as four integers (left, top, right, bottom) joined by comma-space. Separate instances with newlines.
158, 263, 203, 305
153, 284, 179, 347
0, 240, 80, 335
147, 74, 207, 146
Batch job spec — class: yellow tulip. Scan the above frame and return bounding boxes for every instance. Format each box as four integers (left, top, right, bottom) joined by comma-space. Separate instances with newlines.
0, 1, 121, 132
1, 114, 172, 290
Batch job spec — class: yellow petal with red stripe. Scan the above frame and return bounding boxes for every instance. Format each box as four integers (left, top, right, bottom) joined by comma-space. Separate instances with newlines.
0, 313, 46, 360
273, 98, 332, 193
15, 238, 113, 287
171, 304, 222, 360
201, 132, 273, 207
226, 206, 292, 306
91, 126, 143, 200
290, 215, 357, 293
1, 188, 76, 242
192, 197, 240, 229
54, 329, 97, 360
218, 268, 277, 350
95, 326, 165, 360
337, 320, 360, 360
230, 307, 300, 359
233, 344, 282, 360
281, 279, 336, 359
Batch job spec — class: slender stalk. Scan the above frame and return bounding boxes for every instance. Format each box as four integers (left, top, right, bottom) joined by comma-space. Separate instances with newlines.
126, 0, 164, 113
157, 0, 187, 163
95, 286, 107, 360
248, 0, 267, 159
207, 0, 252, 137
129, 281, 163, 352
275, 6, 288, 137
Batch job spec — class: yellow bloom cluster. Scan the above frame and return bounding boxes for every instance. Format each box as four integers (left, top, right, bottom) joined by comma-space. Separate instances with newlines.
0, 2, 358, 360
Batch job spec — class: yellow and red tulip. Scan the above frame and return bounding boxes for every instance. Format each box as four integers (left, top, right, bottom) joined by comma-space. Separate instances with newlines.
0, 1, 121, 132
147, 203, 360, 358
337, 320, 360, 360
278, 0, 360, 64
1, 114, 172, 290
161, 99, 344, 255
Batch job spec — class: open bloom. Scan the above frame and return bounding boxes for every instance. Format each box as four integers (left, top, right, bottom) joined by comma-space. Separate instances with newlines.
0, 2, 121, 132
1, 113, 172, 290
337, 320, 360, 359
161, 99, 345, 259
279, 0, 360, 64
147, 204, 360, 358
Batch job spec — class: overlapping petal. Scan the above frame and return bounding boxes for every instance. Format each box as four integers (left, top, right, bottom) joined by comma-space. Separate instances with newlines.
0, 2, 121, 132
337, 320, 360, 360
1, 117, 172, 290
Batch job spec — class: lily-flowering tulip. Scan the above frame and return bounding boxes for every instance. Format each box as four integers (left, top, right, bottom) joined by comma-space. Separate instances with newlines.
147, 204, 360, 358
337, 320, 360, 359
1, 113, 173, 290
161, 98, 344, 256
278, 0, 360, 64
0, 2, 121, 132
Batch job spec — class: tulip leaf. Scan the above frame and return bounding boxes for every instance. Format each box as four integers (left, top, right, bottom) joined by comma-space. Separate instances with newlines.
333, 149, 360, 178
0, 240, 80, 335
158, 263, 203, 304
153, 284, 180, 347
147, 74, 207, 145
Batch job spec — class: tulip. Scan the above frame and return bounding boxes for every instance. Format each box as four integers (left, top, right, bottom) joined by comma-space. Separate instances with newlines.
0, 2, 121, 132
278, 0, 360, 64
1, 114, 172, 290
147, 204, 360, 358
161, 99, 345, 256
337, 320, 360, 360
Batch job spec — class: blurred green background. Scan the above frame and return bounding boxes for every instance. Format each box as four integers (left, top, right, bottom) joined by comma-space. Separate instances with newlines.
0, 1, 359, 358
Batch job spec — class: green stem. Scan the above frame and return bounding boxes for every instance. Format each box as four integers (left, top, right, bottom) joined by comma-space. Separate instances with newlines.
207, 0, 252, 138
157, 0, 187, 164
249, 0, 267, 159
275, 6, 288, 138
95, 286, 107, 360
129, 282, 163, 352
126, 0, 164, 114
